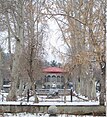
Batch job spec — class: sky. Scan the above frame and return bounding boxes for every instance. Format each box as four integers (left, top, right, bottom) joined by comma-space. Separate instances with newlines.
0, 31, 7, 48
0, 19, 66, 63
46, 19, 65, 63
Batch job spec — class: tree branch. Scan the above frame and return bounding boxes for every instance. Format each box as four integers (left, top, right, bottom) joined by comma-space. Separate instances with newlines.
5, 12, 20, 42
41, 13, 86, 25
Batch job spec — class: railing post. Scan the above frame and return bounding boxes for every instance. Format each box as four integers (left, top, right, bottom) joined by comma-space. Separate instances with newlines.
27, 89, 30, 102
70, 88, 73, 102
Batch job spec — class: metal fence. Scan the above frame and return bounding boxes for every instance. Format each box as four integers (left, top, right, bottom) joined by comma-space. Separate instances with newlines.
36, 89, 71, 95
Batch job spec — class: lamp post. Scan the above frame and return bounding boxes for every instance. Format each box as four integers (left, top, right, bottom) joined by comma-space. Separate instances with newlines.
70, 84, 73, 102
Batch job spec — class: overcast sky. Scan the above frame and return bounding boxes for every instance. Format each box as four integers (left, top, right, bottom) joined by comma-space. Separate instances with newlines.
0, 19, 66, 63
46, 19, 65, 63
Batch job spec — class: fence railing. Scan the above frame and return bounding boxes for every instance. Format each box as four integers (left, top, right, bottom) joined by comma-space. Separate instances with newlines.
35, 89, 71, 95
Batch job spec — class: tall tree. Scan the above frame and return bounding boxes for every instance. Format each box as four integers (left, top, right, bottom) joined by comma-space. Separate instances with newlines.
43, 0, 106, 104
21, 0, 46, 102
0, 0, 47, 102
0, 47, 3, 92
4, 0, 25, 101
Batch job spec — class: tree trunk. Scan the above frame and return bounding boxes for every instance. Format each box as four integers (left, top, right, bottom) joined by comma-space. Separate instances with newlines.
7, 41, 22, 101
8, 26, 12, 71
17, 79, 24, 96
80, 78, 84, 96
31, 82, 39, 103
6, 0, 24, 101
99, 73, 105, 105
64, 74, 67, 103
25, 0, 40, 103
0, 69, 3, 92
0, 51, 3, 92
91, 78, 96, 100
99, 61, 106, 105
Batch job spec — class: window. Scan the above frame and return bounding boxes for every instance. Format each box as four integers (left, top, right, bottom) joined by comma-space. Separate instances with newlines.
61, 76, 64, 82
47, 85, 50, 89
47, 75, 51, 82
3, 79, 10, 85
52, 75, 56, 82
78, 77, 80, 82
47, 75, 51, 77
57, 76, 60, 82
52, 75, 56, 78
57, 85, 60, 89
44, 77, 47, 82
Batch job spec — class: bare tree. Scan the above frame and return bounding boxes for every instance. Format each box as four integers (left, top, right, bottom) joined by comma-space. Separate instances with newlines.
43, 0, 106, 104
4, 0, 25, 101
0, 47, 3, 92
0, 0, 47, 102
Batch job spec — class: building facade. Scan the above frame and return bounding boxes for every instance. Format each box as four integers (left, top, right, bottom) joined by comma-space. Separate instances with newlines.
43, 67, 65, 89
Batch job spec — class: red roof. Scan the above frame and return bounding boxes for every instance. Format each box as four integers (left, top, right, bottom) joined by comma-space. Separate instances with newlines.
43, 67, 65, 73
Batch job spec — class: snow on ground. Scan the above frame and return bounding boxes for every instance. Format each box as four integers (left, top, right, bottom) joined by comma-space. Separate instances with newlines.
0, 93, 103, 117
0, 101, 99, 105
0, 93, 99, 105
1, 113, 104, 117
